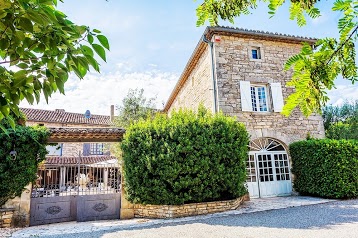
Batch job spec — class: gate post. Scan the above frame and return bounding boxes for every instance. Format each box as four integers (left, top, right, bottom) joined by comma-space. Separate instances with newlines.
119, 168, 134, 219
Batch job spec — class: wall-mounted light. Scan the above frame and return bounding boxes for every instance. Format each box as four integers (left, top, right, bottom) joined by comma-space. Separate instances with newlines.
9, 150, 17, 160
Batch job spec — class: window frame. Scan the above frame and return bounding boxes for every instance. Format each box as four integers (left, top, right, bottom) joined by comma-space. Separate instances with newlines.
248, 44, 265, 62
250, 84, 270, 112
90, 143, 104, 155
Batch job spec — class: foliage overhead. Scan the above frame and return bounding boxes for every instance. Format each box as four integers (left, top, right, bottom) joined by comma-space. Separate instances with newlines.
0, 114, 49, 207
114, 88, 157, 128
196, 0, 358, 117
121, 106, 249, 205
290, 139, 358, 199
322, 100, 358, 139
0, 0, 109, 127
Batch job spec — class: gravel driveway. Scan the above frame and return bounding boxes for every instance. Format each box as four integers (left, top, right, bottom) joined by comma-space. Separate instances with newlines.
9, 198, 358, 238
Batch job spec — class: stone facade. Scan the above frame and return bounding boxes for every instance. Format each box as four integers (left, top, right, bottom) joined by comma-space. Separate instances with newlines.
166, 33, 325, 147
168, 48, 214, 115
214, 35, 325, 144
134, 195, 248, 219
3, 109, 114, 227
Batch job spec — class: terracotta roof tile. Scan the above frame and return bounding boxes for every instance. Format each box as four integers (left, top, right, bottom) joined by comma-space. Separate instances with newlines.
48, 127, 125, 143
21, 108, 112, 126
45, 155, 117, 165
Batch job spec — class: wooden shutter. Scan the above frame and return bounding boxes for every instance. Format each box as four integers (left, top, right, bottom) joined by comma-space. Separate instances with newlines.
83, 143, 91, 156
270, 82, 284, 112
240, 81, 253, 111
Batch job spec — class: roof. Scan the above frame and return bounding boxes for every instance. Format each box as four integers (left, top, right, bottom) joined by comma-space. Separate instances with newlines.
163, 26, 318, 112
21, 108, 112, 126
44, 155, 117, 165
48, 127, 125, 143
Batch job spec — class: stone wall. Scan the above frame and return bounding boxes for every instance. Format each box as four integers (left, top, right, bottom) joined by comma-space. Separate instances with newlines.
0, 208, 15, 228
168, 46, 214, 114
3, 184, 32, 227
213, 35, 325, 144
134, 195, 248, 219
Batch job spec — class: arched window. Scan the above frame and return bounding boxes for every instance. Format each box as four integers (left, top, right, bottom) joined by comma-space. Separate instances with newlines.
249, 138, 286, 152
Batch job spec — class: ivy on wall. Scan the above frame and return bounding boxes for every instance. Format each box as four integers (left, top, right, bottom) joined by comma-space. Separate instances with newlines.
0, 116, 49, 207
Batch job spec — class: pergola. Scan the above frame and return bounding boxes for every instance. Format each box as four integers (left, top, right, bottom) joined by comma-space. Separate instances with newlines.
47, 127, 125, 143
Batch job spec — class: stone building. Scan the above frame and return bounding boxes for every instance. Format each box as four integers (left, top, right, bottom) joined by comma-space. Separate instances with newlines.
164, 26, 325, 198
22, 107, 115, 157
4, 107, 121, 227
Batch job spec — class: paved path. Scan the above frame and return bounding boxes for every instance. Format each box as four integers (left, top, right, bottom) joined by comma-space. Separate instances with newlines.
4, 196, 343, 238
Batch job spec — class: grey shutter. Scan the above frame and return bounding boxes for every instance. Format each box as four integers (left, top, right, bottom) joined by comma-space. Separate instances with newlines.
83, 143, 91, 156
240, 81, 253, 111
270, 82, 284, 112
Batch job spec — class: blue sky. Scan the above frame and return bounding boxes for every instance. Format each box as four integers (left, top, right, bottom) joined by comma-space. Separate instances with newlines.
20, 0, 358, 115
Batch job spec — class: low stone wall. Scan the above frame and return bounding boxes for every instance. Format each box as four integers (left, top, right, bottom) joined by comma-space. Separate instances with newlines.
134, 195, 249, 218
0, 208, 15, 228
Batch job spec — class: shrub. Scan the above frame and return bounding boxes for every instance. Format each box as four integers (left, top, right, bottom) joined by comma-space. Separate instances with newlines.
290, 139, 358, 199
0, 118, 49, 207
121, 106, 249, 205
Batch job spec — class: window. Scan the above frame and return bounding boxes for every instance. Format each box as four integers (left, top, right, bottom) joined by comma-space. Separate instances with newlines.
90, 143, 104, 155
251, 47, 261, 60
46, 144, 62, 156
240, 81, 284, 112
250, 85, 268, 112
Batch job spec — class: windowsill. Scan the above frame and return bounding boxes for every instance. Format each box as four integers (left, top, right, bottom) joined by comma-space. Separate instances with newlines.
249, 58, 264, 62
243, 111, 276, 115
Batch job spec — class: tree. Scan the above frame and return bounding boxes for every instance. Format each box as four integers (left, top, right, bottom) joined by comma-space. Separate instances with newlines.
0, 0, 109, 128
114, 88, 157, 128
112, 88, 157, 159
322, 100, 358, 139
196, 0, 357, 117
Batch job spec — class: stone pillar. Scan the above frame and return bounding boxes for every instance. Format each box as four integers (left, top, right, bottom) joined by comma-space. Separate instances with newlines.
4, 184, 32, 227
119, 167, 134, 219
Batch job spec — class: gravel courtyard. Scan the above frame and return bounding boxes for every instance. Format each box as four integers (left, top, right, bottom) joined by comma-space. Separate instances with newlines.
7, 197, 357, 238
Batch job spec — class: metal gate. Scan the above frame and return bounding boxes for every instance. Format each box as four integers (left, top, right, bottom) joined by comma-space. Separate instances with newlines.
30, 156, 121, 226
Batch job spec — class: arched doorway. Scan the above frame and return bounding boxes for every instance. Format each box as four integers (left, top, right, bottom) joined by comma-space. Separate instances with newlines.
246, 137, 292, 198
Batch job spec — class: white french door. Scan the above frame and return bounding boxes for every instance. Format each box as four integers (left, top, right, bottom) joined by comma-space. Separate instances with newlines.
246, 152, 292, 198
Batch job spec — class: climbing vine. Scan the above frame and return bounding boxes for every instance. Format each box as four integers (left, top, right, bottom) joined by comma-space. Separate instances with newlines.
0, 115, 49, 207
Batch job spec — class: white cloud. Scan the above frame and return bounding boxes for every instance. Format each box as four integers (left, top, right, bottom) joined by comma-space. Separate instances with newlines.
20, 68, 178, 116
327, 84, 358, 106
311, 13, 329, 25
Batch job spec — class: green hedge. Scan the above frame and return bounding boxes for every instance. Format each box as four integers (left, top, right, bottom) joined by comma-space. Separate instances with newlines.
290, 139, 358, 199
121, 107, 249, 205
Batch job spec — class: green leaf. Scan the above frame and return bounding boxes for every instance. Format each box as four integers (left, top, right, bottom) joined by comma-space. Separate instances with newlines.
87, 34, 94, 44
81, 45, 94, 57
19, 17, 33, 32
93, 29, 101, 33
97, 35, 110, 50
92, 44, 106, 62
17, 63, 29, 69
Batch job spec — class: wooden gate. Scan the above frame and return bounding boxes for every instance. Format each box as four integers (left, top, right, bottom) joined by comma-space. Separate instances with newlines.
30, 157, 121, 226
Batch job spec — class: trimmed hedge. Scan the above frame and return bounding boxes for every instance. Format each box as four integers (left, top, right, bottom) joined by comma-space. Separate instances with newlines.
121, 107, 249, 205
290, 139, 358, 199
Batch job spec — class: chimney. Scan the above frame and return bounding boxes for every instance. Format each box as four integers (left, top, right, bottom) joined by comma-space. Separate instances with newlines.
55, 109, 65, 113
110, 105, 115, 122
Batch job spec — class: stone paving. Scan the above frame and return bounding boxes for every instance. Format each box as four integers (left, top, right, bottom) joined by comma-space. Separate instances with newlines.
5, 196, 335, 238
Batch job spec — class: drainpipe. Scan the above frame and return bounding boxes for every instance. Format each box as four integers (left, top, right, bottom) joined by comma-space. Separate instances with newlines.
202, 34, 218, 113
